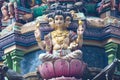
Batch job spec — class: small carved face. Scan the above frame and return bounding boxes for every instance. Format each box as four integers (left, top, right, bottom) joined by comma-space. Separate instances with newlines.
48, 17, 54, 27
70, 10, 75, 17
54, 15, 64, 28
65, 16, 71, 27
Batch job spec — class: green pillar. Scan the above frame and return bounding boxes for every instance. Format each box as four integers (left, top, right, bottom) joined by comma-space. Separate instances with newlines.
116, 44, 120, 72
104, 42, 120, 75
2, 53, 13, 69
104, 42, 118, 64
10, 49, 24, 73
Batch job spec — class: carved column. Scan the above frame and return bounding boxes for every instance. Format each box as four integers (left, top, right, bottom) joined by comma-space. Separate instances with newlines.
104, 42, 120, 74
116, 44, 120, 72
104, 42, 118, 64
2, 53, 13, 69
10, 49, 24, 73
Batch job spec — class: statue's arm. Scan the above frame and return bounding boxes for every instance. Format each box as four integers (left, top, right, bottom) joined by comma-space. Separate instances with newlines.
36, 39, 46, 50
34, 22, 46, 50
76, 34, 83, 48
76, 20, 84, 48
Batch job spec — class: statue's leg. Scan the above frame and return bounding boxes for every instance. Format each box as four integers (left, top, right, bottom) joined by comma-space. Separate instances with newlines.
111, 0, 116, 10
39, 53, 59, 62
62, 50, 82, 60
8, 2, 15, 18
1, 6, 9, 21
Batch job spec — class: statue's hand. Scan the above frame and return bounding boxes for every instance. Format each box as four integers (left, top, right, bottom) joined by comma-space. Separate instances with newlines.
44, 35, 52, 48
34, 21, 41, 41
34, 28, 41, 41
36, 21, 40, 29
68, 42, 78, 50
77, 24, 84, 35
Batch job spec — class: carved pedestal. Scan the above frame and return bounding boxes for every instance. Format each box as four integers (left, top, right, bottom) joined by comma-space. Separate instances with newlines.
38, 59, 86, 80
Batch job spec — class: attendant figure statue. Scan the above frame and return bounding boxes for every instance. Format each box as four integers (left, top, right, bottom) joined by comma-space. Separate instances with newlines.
1, 0, 19, 21
1, 0, 27, 21
1, 1, 11, 21
34, 10, 84, 62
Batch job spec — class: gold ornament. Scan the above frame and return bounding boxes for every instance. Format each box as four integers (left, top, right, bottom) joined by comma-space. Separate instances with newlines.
78, 20, 83, 25
51, 30, 69, 45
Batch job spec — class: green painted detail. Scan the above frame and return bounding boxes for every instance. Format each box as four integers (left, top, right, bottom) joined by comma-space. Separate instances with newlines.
10, 49, 24, 73
9, 0, 21, 6
104, 42, 118, 64
104, 42, 120, 73
116, 44, 120, 71
105, 42, 118, 50
10, 50, 24, 57
2, 49, 24, 73
105, 48, 117, 55
32, 5, 48, 18
13, 25, 21, 31
114, 71, 120, 75
9, 0, 16, 3
108, 54, 115, 64
2, 53, 13, 69
12, 56, 23, 73
85, 3, 97, 14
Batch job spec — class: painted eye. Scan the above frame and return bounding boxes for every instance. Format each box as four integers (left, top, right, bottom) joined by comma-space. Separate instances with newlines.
60, 17, 63, 20
49, 18, 53, 22
66, 17, 71, 21
55, 18, 58, 20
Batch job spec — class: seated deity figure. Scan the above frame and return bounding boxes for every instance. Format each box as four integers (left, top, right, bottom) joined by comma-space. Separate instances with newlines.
1, 0, 32, 21
1, 1, 15, 21
1, 1, 10, 21
34, 10, 84, 62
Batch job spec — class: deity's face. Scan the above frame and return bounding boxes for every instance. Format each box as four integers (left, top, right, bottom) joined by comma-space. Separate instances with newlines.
54, 15, 64, 28
70, 10, 75, 17
65, 16, 71, 27
48, 17, 54, 27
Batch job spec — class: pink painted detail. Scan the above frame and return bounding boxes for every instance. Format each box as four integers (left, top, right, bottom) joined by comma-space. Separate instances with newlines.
79, 62, 87, 76
38, 65, 43, 77
70, 59, 83, 77
54, 59, 69, 77
38, 59, 86, 79
49, 76, 82, 80
40, 62, 55, 79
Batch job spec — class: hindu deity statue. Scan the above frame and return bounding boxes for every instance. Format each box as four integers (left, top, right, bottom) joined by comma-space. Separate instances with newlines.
34, 10, 84, 62
1, 0, 41, 21
35, 10, 87, 80
1, 0, 15, 21
1, 0, 27, 21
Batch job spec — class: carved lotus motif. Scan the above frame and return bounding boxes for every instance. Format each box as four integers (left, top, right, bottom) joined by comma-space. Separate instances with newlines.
38, 59, 86, 79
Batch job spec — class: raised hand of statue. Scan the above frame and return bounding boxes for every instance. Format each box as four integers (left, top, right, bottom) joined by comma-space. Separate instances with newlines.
77, 20, 84, 36
44, 35, 53, 52
68, 41, 78, 50
34, 22, 41, 42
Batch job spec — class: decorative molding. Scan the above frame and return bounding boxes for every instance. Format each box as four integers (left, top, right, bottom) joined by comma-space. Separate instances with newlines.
104, 42, 118, 64
1, 25, 120, 53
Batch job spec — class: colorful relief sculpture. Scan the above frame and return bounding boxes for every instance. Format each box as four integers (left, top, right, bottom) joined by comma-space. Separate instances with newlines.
34, 9, 87, 79
1, 0, 30, 21
1, 1, 15, 21
96, 0, 120, 14
1, 0, 120, 80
